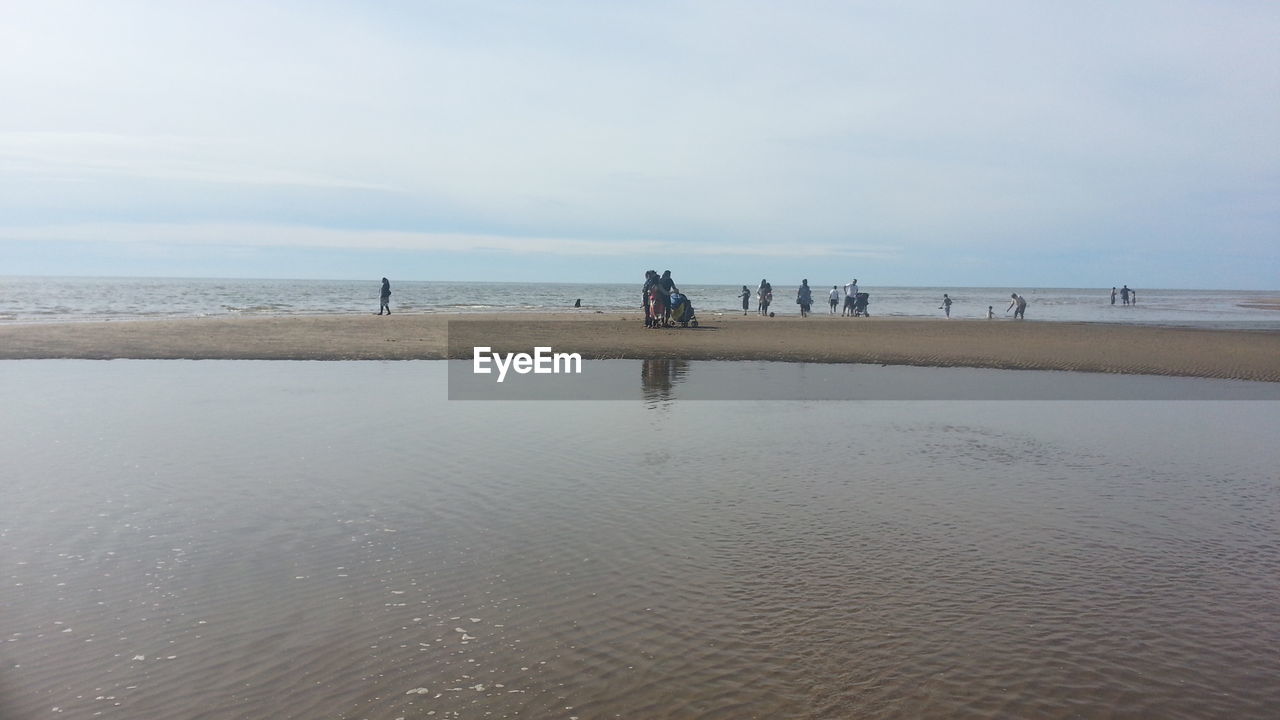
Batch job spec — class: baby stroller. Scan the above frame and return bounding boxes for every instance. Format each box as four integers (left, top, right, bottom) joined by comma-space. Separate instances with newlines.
853, 292, 870, 317
668, 292, 699, 327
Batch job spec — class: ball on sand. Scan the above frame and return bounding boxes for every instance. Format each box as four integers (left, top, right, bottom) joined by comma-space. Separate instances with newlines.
768, 311, 775, 317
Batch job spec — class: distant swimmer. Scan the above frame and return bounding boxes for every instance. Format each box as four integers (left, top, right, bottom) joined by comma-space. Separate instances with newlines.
1007, 292, 1027, 319
378, 277, 391, 315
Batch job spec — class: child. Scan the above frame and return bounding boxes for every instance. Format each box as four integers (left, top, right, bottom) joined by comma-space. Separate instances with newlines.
987, 305, 994, 319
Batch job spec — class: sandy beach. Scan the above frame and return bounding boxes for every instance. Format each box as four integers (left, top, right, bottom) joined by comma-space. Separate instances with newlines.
2, 313, 1278, 381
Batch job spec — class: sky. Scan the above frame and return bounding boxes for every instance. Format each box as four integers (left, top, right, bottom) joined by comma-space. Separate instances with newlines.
1, 1, 1277, 288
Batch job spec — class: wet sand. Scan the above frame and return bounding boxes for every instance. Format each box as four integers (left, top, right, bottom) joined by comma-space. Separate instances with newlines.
1, 313, 1278, 381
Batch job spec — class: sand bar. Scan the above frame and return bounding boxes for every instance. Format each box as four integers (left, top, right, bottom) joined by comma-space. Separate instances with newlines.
1, 313, 1277, 382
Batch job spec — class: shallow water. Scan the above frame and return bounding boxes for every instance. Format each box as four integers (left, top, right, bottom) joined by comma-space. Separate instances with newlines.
2, 361, 1278, 719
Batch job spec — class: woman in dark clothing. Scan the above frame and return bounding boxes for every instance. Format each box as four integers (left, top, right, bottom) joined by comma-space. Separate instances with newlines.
378, 277, 391, 315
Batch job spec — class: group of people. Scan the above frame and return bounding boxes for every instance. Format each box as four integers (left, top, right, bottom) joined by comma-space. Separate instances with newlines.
738, 278, 869, 318
643, 270, 681, 327
1110, 285, 1137, 305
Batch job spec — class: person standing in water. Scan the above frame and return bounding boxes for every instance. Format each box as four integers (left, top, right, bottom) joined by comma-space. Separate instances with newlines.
941, 293, 953, 318
739, 285, 751, 315
796, 279, 813, 317
1110, 287, 1117, 305
1007, 292, 1027, 319
378, 277, 391, 315
842, 279, 859, 316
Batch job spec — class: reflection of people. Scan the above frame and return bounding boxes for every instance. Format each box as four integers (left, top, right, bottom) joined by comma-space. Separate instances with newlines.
641, 358, 689, 406
1008, 292, 1027, 319
378, 277, 391, 315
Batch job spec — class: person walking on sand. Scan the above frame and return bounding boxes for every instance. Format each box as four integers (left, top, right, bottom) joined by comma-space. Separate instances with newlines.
377, 277, 391, 315
1007, 292, 1027, 319
828, 285, 840, 314
739, 285, 751, 315
842, 279, 859, 316
941, 293, 953, 318
1110, 287, 1117, 305
796, 279, 813, 317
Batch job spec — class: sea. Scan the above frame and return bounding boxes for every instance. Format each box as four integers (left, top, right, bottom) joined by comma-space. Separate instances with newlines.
2, 360, 1278, 719
2, 276, 1279, 328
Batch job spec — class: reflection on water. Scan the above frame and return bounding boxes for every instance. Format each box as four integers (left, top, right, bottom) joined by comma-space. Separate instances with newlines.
2, 361, 1279, 719
641, 358, 690, 407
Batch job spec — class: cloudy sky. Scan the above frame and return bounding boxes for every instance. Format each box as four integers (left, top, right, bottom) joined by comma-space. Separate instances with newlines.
2, 1, 1277, 287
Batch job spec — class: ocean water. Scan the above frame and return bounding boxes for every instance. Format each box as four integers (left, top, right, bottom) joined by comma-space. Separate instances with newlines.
2, 360, 1278, 719
2, 276, 1278, 328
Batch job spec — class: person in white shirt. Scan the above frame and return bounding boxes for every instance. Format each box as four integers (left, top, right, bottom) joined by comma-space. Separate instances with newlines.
842, 279, 859, 316
828, 286, 840, 314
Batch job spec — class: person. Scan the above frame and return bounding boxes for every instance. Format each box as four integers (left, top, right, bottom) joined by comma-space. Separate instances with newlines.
648, 272, 668, 328
642, 270, 658, 327
1131, 288, 1137, 305
1120, 285, 1130, 305
842, 279, 859, 316
828, 285, 840, 314
796, 279, 813, 317
739, 286, 751, 315
1008, 292, 1027, 319
758, 279, 772, 316
574, 298, 581, 308
941, 293, 953, 318
1110, 287, 1117, 305
660, 270, 679, 324
987, 305, 995, 319
377, 277, 391, 315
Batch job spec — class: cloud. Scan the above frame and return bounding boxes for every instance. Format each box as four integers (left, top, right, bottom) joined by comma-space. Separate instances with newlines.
0, 222, 897, 260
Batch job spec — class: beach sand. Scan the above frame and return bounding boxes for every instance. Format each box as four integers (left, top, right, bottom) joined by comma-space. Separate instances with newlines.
1, 313, 1277, 381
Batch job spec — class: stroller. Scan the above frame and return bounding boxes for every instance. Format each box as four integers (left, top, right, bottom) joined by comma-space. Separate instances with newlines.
668, 292, 699, 327
853, 292, 870, 317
